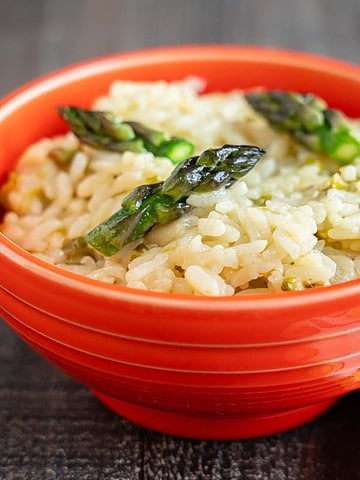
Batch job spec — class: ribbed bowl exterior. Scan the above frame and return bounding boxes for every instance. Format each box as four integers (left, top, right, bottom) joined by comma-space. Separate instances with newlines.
1, 240, 359, 417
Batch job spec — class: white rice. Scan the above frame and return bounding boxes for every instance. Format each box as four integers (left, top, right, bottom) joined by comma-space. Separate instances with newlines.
2, 78, 360, 295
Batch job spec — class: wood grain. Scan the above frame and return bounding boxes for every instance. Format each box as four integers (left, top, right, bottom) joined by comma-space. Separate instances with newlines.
2, 0, 360, 97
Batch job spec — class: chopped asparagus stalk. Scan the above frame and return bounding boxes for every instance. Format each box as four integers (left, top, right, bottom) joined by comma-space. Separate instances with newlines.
85, 144, 266, 255
281, 277, 304, 291
48, 147, 79, 164
62, 236, 101, 264
246, 90, 360, 164
57, 106, 194, 163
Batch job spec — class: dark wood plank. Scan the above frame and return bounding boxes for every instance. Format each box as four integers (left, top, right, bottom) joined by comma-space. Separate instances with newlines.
2, 0, 360, 97
0, 322, 145, 480
141, 395, 360, 480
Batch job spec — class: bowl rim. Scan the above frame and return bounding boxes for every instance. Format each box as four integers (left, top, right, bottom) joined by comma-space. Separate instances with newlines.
3, 43, 360, 112
2, 43, 360, 309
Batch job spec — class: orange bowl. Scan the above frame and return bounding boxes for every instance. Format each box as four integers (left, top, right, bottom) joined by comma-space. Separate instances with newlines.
1, 45, 360, 439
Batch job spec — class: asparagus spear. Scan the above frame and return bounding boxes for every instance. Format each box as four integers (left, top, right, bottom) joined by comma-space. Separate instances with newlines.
85, 144, 265, 255
62, 236, 101, 264
57, 106, 194, 163
245, 90, 360, 164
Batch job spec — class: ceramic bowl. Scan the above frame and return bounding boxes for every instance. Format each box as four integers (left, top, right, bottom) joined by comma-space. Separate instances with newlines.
1, 45, 360, 439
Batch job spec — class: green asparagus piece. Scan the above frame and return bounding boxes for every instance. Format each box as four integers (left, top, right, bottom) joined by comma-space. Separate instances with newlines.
62, 236, 102, 264
245, 90, 360, 164
85, 144, 266, 255
57, 106, 194, 163
48, 147, 79, 164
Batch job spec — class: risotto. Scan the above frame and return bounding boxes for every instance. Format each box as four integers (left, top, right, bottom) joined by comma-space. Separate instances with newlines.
2, 78, 360, 296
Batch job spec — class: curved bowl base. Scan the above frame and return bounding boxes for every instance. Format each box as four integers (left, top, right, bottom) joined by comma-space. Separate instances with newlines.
93, 391, 336, 440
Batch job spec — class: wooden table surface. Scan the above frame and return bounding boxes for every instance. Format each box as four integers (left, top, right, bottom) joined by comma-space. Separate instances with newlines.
1, 1, 360, 479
